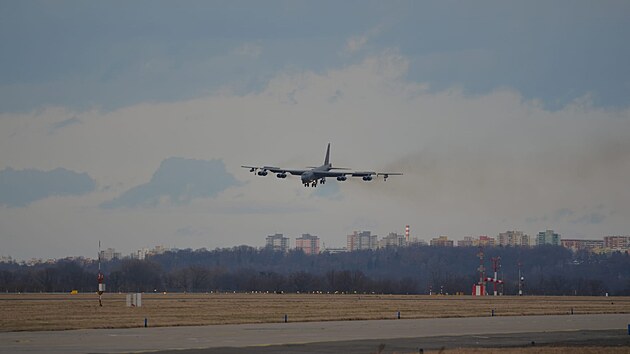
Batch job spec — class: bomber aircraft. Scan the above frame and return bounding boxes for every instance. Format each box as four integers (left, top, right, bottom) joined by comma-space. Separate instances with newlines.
242, 143, 402, 187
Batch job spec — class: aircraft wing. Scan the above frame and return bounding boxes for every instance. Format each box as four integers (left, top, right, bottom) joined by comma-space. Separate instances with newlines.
350, 171, 402, 178
311, 170, 351, 177
315, 171, 402, 181
283, 169, 309, 176
377, 172, 403, 179
241, 165, 259, 172
241, 165, 308, 176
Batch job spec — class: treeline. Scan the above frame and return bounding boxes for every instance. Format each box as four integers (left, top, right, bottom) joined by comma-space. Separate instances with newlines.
1, 245, 629, 295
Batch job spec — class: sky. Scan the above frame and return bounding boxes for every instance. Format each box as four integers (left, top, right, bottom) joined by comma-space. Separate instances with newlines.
1, 1, 630, 260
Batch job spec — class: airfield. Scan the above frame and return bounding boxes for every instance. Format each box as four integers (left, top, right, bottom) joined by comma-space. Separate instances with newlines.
1, 293, 629, 353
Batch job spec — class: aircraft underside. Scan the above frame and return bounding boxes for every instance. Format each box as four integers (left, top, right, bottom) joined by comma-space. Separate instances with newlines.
302, 176, 327, 188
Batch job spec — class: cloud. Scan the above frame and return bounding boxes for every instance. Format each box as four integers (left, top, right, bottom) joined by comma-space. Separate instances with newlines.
345, 35, 369, 53
100, 158, 242, 208
2, 2, 630, 115
212, 204, 315, 215
327, 89, 344, 104
2, 49, 630, 259
552, 208, 574, 222
527, 206, 612, 227
311, 180, 342, 200
234, 43, 263, 59
175, 225, 212, 239
49, 117, 81, 133
0, 167, 95, 207
571, 213, 606, 225
344, 25, 384, 54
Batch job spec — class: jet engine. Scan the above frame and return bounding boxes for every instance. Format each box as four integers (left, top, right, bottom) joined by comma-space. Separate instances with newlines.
362, 175, 373, 181
276, 173, 287, 178
336, 176, 347, 181
257, 170, 268, 176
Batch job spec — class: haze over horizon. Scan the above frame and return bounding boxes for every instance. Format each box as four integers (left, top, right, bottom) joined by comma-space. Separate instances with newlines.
1, 1, 629, 260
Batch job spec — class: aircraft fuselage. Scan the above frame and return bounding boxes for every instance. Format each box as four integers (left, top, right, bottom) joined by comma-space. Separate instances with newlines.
242, 144, 401, 188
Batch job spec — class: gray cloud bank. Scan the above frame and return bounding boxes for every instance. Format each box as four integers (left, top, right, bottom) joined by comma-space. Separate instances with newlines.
1, 48, 629, 259
0, 167, 95, 207
100, 158, 241, 208
1, 2, 629, 113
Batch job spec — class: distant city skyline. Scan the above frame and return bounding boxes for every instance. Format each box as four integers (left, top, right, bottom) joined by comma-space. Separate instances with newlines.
3, 228, 628, 263
1, 2, 629, 260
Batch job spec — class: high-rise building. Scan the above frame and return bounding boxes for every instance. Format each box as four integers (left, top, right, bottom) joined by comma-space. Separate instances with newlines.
457, 237, 475, 247
131, 248, 150, 260
457, 236, 495, 247
379, 232, 406, 248
478, 235, 496, 247
266, 233, 290, 252
295, 233, 320, 255
561, 239, 604, 252
408, 237, 428, 246
151, 245, 169, 255
347, 231, 378, 251
430, 236, 454, 247
536, 230, 561, 246
98, 248, 121, 261
603, 236, 630, 251
498, 231, 531, 247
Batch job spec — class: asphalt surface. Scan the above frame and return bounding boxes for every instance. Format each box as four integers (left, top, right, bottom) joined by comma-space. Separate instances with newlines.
156, 330, 630, 354
0, 314, 628, 353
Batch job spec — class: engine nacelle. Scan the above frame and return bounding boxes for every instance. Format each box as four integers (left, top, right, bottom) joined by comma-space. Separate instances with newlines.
362, 175, 373, 181
276, 173, 287, 178
336, 176, 347, 181
257, 170, 268, 176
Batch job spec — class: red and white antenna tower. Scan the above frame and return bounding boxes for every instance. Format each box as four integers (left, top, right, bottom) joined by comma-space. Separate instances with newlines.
518, 261, 523, 296
97, 241, 105, 306
485, 256, 503, 296
405, 225, 410, 243
472, 247, 486, 296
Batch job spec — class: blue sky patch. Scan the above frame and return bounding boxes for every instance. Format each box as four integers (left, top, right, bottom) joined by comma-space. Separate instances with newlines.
0, 167, 95, 207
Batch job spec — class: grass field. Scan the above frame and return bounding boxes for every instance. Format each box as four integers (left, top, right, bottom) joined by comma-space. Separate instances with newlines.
425, 348, 630, 354
1, 293, 629, 332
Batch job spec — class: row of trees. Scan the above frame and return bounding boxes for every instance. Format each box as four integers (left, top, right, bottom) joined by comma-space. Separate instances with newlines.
1, 245, 629, 295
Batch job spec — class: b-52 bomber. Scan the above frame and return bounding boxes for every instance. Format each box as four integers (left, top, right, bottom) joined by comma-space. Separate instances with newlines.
242, 143, 402, 187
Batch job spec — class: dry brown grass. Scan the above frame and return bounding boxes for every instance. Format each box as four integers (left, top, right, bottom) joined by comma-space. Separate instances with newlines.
424, 348, 630, 354
1, 293, 629, 332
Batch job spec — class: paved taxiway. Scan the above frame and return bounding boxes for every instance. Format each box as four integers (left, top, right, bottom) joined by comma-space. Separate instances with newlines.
157, 330, 630, 353
1, 314, 629, 353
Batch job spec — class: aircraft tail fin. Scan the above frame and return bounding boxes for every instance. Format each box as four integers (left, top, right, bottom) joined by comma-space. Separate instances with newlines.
324, 143, 331, 166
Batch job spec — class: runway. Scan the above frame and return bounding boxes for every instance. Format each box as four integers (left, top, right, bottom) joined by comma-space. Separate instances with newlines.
1, 314, 629, 353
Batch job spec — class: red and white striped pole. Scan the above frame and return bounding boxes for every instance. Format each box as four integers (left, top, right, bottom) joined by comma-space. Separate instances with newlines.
97, 241, 105, 307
